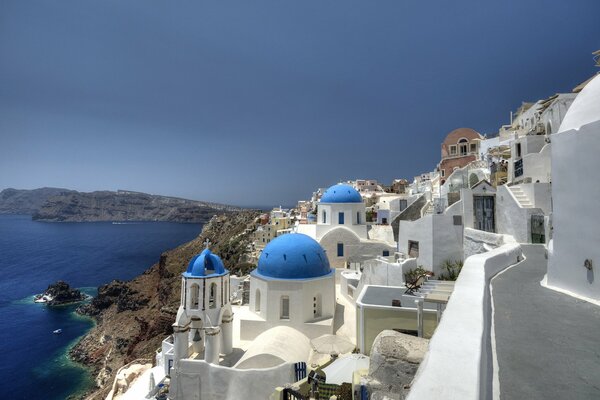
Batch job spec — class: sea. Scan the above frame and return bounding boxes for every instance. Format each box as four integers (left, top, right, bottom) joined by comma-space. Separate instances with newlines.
0, 215, 203, 400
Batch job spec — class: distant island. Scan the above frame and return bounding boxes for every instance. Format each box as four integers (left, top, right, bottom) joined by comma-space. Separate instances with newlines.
0, 187, 243, 223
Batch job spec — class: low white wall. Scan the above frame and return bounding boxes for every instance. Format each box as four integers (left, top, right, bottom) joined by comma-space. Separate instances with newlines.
521, 143, 551, 183
170, 359, 294, 400
407, 243, 522, 400
463, 228, 516, 259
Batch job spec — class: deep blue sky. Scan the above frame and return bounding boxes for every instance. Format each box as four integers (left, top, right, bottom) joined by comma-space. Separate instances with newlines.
1, 1, 599, 207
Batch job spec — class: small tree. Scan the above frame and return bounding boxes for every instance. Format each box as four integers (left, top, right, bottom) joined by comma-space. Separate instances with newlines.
404, 266, 432, 285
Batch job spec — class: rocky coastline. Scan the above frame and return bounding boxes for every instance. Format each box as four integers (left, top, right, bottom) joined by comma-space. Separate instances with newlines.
0, 187, 243, 223
68, 210, 259, 399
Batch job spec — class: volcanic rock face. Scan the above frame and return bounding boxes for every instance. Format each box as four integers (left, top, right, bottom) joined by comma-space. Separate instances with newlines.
38, 280, 86, 305
70, 210, 259, 398
32, 190, 242, 223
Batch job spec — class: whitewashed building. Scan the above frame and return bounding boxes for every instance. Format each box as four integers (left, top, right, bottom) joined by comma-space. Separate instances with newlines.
546, 73, 600, 304
297, 183, 396, 268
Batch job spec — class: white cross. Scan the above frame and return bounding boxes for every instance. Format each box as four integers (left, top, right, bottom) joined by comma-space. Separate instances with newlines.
204, 238, 211, 249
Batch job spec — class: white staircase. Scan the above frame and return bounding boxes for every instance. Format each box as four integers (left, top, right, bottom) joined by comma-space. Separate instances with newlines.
509, 185, 533, 208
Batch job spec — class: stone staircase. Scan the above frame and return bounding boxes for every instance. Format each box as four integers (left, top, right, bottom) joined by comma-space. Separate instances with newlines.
509, 185, 533, 208
422, 201, 434, 216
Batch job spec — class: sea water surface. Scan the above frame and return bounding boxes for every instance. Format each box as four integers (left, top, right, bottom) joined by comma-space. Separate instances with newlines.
0, 215, 202, 400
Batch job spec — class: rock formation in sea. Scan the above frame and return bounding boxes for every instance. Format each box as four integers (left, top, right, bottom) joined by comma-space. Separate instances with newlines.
70, 210, 260, 398
35, 280, 87, 305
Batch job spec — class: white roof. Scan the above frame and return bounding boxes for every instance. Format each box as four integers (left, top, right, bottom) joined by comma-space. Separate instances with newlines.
559, 74, 600, 132
322, 354, 370, 384
234, 326, 311, 369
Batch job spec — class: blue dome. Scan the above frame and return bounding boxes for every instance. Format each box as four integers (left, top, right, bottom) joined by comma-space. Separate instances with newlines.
184, 249, 228, 278
320, 184, 362, 203
254, 233, 332, 280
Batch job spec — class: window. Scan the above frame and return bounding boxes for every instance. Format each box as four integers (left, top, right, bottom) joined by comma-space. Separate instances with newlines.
337, 243, 344, 257
313, 294, 322, 318
280, 296, 290, 319
357, 211, 360, 224
441, 169, 445, 177
470, 143, 477, 153
190, 284, 200, 310
449, 145, 457, 155
338, 212, 344, 224
453, 215, 463, 225
460, 144, 468, 156
209, 282, 217, 309
322, 210, 327, 224
383, 250, 390, 257
516, 143, 522, 158
255, 289, 261, 313
408, 240, 419, 258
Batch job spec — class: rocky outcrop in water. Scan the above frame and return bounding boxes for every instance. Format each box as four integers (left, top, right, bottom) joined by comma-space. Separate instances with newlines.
36, 280, 87, 305
32, 189, 242, 223
70, 210, 259, 398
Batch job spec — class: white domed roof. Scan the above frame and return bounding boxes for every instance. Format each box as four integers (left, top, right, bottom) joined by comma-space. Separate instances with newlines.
559, 74, 600, 133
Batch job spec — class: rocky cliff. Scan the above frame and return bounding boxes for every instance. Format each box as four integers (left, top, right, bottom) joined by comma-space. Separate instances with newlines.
0, 187, 75, 215
28, 189, 242, 223
70, 210, 259, 399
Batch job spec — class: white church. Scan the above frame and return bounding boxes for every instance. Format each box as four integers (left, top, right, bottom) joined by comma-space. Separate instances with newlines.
240, 233, 336, 340
158, 234, 340, 399
297, 183, 396, 268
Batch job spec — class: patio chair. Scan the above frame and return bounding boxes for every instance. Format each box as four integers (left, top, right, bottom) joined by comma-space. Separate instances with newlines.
404, 273, 429, 295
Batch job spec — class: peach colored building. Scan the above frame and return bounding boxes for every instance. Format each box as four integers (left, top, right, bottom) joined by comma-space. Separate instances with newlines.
438, 127, 483, 184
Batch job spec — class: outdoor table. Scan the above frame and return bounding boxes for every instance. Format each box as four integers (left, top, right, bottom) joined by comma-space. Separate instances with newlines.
424, 292, 450, 323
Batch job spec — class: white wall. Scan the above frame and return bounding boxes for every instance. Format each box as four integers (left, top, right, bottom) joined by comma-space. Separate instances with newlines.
521, 143, 551, 183
316, 202, 367, 240
547, 119, 600, 303
398, 213, 463, 277
170, 359, 294, 400
519, 183, 552, 214
407, 242, 523, 400
242, 274, 335, 340
495, 185, 544, 243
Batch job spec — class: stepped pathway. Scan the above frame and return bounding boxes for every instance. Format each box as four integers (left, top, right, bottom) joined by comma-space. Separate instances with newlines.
492, 245, 600, 399
508, 185, 533, 208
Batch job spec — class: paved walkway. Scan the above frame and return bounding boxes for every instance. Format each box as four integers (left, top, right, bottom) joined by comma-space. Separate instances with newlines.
492, 245, 600, 399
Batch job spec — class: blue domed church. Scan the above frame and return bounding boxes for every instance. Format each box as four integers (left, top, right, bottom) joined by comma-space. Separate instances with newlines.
297, 183, 396, 268
240, 233, 336, 340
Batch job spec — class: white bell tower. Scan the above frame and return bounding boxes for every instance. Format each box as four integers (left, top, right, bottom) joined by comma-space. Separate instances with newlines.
171, 242, 233, 369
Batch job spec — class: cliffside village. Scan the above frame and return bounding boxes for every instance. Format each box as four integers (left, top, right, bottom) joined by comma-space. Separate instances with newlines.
108, 60, 600, 400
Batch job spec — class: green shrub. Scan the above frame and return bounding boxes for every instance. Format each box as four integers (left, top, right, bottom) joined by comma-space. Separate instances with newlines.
438, 259, 463, 281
